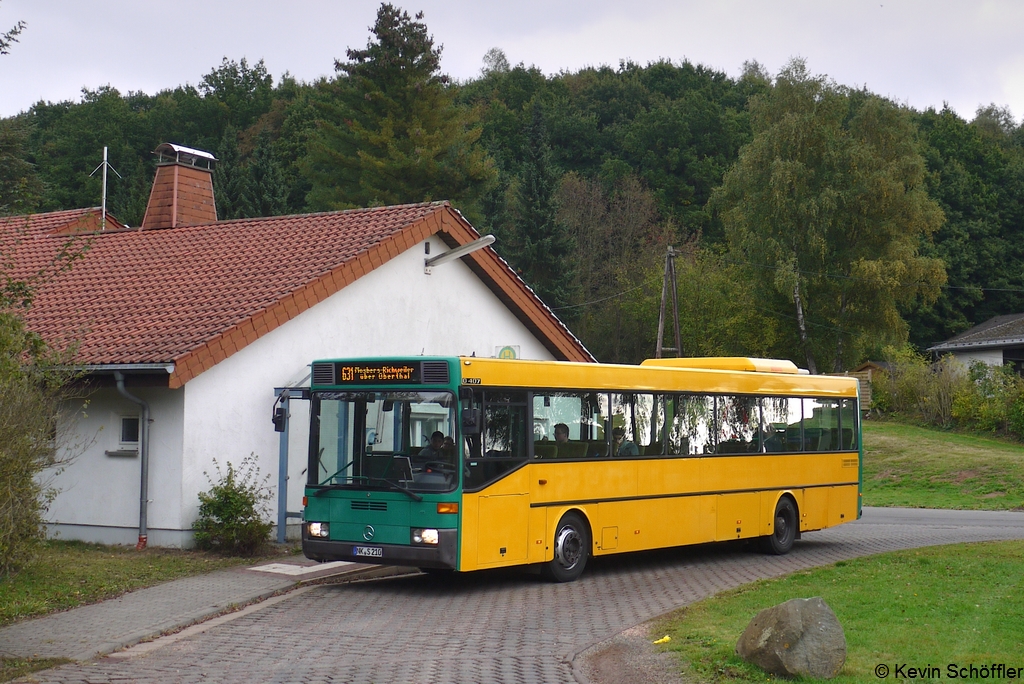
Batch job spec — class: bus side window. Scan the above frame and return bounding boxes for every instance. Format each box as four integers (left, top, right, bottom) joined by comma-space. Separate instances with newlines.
761, 395, 790, 454
840, 399, 859, 449
804, 397, 838, 451
465, 391, 528, 491
484, 396, 527, 459
715, 395, 758, 454
533, 392, 585, 459
637, 393, 661, 456
667, 394, 713, 456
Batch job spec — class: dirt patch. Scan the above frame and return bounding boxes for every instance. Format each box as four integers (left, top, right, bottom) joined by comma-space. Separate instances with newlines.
575, 624, 682, 684
950, 470, 980, 484
982, 492, 1006, 499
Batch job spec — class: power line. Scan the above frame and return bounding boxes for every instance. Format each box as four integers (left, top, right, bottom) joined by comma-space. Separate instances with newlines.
549, 252, 1024, 315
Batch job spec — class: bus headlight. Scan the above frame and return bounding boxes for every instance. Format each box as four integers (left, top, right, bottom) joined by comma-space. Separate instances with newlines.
308, 522, 329, 538
412, 528, 439, 545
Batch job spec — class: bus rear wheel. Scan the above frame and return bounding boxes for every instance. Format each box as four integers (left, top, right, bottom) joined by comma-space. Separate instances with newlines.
543, 512, 590, 582
761, 496, 797, 555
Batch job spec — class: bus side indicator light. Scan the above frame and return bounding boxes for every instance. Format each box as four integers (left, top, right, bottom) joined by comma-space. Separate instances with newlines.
437, 503, 459, 514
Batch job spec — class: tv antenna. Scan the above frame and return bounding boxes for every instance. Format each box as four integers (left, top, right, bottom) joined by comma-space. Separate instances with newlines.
89, 146, 122, 230
655, 245, 682, 358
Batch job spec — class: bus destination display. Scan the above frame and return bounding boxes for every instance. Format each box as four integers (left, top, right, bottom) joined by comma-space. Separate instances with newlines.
336, 362, 420, 385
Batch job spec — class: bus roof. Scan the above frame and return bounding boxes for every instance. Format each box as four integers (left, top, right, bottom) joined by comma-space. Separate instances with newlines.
640, 357, 803, 374
457, 357, 858, 398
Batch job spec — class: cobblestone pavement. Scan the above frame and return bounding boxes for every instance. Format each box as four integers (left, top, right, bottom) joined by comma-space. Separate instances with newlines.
18, 508, 1024, 684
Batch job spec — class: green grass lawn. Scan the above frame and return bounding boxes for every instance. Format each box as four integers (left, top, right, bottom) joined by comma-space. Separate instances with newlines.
656, 540, 1024, 682
0, 539, 280, 627
0, 540, 295, 682
862, 420, 1024, 510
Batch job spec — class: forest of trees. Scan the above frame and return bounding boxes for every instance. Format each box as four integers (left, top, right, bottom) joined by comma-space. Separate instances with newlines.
3, 4, 1023, 368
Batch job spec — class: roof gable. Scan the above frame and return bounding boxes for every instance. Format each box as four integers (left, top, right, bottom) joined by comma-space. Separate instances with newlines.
3, 202, 592, 387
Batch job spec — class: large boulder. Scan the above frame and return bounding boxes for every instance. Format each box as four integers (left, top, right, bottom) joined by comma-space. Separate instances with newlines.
735, 597, 846, 679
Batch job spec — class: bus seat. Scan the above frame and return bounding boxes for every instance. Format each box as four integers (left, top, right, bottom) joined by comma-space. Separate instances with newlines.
534, 443, 558, 459
587, 440, 610, 457
785, 427, 802, 452
716, 439, 747, 454
817, 429, 832, 451
803, 428, 822, 451
558, 441, 588, 460
841, 428, 855, 449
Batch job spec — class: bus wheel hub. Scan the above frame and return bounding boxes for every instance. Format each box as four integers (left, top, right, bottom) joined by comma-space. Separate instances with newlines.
555, 526, 582, 568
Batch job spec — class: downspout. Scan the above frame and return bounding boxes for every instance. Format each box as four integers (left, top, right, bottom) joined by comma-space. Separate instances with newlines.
115, 371, 151, 550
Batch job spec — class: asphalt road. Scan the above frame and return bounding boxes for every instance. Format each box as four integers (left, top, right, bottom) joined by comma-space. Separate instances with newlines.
25, 507, 1024, 684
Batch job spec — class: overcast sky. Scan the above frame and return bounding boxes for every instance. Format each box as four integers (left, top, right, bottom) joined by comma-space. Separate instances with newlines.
2, 0, 1022, 124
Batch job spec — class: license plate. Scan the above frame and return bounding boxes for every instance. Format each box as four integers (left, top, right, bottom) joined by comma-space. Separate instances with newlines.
353, 546, 383, 558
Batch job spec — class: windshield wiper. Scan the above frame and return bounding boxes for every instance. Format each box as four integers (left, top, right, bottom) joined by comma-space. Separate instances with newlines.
311, 478, 422, 502
311, 482, 354, 496
369, 478, 423, 502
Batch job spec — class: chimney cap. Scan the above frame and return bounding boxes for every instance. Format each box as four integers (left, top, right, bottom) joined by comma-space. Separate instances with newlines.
154, 143, 217, 169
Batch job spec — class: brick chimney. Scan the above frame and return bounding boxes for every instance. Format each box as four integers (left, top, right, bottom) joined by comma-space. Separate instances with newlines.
141, 143, 218, 229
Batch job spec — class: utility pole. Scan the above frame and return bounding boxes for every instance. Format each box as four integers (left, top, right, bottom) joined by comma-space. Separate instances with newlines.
89, 147, 121, 230
655, 245, 682, 358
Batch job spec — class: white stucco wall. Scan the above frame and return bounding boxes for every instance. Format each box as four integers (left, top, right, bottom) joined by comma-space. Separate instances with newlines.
47, 385, 185, 546
951, 349, 1004, 367
176, 236, 558, 541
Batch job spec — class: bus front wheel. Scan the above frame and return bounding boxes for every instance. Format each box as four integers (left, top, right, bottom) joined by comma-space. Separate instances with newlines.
543, 512, 590, 582
761, 496, 797, 555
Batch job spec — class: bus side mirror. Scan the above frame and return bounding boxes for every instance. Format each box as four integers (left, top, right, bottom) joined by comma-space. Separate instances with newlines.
462, 408, 481, 434
272, 407, 287, 432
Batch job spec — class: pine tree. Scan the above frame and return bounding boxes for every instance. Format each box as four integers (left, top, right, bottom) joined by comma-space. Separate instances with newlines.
508, 103, 577, 311
213, 126, 255, 219
247, 132, 287, 217
303, 3, 494, 220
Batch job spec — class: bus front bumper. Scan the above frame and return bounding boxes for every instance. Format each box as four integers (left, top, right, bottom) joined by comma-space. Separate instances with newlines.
302, 528, 458, 570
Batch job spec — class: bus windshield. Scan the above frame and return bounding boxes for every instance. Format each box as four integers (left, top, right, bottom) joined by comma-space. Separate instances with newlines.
311, 390, 458, 493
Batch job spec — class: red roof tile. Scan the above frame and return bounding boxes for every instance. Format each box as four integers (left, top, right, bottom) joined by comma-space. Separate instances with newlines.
2, 202, 592, 387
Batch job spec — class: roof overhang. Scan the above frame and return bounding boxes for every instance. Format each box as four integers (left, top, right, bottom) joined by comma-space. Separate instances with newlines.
928, 338, 1024, 353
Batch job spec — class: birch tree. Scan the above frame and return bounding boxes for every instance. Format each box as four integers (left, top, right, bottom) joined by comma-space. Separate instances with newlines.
713, 60, 945, 373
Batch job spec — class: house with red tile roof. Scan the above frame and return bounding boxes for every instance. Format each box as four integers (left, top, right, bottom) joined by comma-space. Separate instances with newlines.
2, 145, 592, 547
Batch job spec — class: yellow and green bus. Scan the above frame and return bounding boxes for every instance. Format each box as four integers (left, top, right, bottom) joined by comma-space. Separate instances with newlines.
302, 356, 861, 581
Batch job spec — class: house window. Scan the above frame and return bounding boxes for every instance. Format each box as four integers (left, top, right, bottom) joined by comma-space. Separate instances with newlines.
120, 416, 140, 446
106, 415, 141, 456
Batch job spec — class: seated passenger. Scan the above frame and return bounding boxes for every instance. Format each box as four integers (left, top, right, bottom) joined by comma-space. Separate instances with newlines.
612, 427, 639, 457
554, 423, 570, 444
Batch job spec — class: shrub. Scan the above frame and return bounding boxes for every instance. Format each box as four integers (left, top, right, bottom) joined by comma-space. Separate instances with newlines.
192, 454, 273, 555
0, 312, 82, 577
872, 345, 968, 428
1008, 394, 1024, 439
952, 361, 1024, 435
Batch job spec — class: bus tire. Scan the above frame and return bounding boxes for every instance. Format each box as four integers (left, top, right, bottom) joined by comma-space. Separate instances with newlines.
761, 496, 797, 555
543, 512, 590, 582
